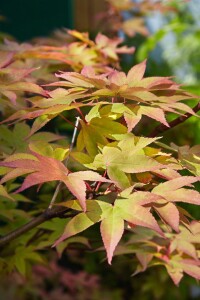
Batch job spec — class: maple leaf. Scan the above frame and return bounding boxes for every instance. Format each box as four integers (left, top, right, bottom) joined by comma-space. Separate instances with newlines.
86, 135, 165, 187
0, 63, 48, 104
152, 176, 200, 205
165, 255, 200, 286
122, 17, 149, 37
77, 118, 127, 157
176, 144, 200, 176
52, 61, 197, 123
54, 191, 163, 264
0, 151, 110, 211
148, 176, 200, 231
68, 29, 135, 62
168, 221, 200, 259
0, 122, 62, 155
1, 88, 88, 131
95, 33, 135, 60
127, 223, 200, 285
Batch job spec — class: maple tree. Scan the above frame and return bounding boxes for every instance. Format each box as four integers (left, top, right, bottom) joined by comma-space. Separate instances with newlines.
0, 0, 200, 292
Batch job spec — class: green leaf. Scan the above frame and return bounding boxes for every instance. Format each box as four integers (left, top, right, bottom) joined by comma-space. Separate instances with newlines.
77, 118, 127, 157
0, 184, 14, 200
107, 166, 131, 189
54, 200, 111, 246
90, 143, 163, 174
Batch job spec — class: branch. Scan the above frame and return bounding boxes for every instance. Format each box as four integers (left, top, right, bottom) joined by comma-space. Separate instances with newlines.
149, 102, 200, 138
0, 206, 70, 248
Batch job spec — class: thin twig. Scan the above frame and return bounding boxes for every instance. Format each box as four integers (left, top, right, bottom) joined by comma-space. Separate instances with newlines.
68, 117, 80, 154
48, 117, 80, 209
149, 102, 200, 138
48, 182, 62, 209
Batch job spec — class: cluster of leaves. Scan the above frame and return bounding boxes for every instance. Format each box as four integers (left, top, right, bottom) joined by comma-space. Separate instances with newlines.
97, 0, 178, 37
0, 2, 200, 288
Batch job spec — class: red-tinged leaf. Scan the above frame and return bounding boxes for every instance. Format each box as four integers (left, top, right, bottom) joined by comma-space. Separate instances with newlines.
163, 188, 200, 205
122, 18, 149, 37
154, 202, 180, 232
63, 175, 87, 211
139, 106, 169, 127
116, 45, 135, 55
136, 253, 153, 270
127, 60, 147, 85
0, 152, 109, 210
0, 67, 37, 83
170, 240, 198, 260
20, 48, 74, 65
181, 261, 200, 280
152, 176, 199, 194
81, 66, 96, 78
108, 71, 127, 86
4, 82, 48, 97
56, 72, 95, 88
168, 102, 197, 115
100, 206, 124, 264
124, 191, 161, 206
69, 170, 110, 183
190, 221, 200, 235
115, 200, 163, 236
1, 90, 17, 105
0, 52, 13, 68
33, 88, 86, 108
153, 169, 182, 180
0, 109, 45, 125
140, 76, 174, 89
0, 168, 35, 184
65, 171, 110, 211
124, 111, 141, 132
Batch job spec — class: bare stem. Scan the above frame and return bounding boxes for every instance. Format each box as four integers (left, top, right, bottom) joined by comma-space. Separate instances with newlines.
48, 117, 80, 209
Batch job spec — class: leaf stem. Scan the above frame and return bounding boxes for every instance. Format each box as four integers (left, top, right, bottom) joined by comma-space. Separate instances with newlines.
59, 114, 79, 129
76, 107, 86, 122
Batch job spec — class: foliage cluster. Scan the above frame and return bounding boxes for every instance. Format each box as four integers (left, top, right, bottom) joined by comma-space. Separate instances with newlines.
0, 0, 200, 295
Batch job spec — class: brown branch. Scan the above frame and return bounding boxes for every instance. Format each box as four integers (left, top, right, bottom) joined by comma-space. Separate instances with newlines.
0, 206, 70, 248
149, 102, 200, 138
